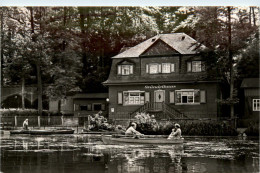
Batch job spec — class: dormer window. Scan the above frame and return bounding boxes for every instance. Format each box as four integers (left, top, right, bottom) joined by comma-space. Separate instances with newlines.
117, 64, 133, 75
146, 63, 175, 74
187, 61, 205, 72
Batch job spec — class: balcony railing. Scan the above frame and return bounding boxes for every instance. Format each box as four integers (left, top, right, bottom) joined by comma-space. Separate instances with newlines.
130, 102, 186, 119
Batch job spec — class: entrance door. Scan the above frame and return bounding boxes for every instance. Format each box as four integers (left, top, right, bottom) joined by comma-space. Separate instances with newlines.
154, 90, 165, 110
154, 90, 165, 102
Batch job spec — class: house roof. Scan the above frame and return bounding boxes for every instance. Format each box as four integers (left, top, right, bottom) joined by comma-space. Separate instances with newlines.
112, 33, 206, 58
72, 93, 108, 99
241, 78, 260, 88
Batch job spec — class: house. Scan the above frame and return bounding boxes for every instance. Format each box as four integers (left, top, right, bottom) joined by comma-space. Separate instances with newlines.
103, 33, 220, 119
49, 93, 109, 117
240, 78, 260, 120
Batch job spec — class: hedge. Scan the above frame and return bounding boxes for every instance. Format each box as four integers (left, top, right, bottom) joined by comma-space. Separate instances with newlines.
133, 112, 238, 136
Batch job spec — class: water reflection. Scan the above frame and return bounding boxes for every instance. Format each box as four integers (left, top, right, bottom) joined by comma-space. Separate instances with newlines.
0, 135, 259, 173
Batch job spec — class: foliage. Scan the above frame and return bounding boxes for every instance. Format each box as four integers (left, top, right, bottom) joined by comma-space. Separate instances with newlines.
88, 113, 114, 131
173, 7, 259, 104
236, 36, 259, 79
0, 109, 61, 116
1, 7, 259, 116
134, 112, 159, 134
244, 122, 259, 136
133, 112, 238, 136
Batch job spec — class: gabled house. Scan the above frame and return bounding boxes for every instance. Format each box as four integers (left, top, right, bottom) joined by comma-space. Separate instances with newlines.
103, 33, 220, 119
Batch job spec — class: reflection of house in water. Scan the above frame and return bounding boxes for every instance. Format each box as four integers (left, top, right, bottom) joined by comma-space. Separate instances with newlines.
2, 139, 108, 173
113, 147, 184, 173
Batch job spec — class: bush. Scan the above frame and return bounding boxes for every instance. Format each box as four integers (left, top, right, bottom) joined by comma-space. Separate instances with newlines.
133, 112, 238, 136
88, 113, 115, 131
244, 122, 259, 136
0, 109, 62, 116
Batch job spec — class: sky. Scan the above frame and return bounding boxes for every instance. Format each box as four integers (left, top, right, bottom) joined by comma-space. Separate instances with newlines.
0, 0, 259, 6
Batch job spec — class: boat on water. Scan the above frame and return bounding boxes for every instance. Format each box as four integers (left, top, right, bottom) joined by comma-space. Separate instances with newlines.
101, 135, 184, 145
10, 128, 75, 135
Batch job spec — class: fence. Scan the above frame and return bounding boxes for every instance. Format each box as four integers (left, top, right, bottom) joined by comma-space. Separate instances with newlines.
0, 116, 90, 128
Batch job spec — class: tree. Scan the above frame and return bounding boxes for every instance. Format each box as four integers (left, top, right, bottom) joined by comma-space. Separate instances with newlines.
44, 7, 82, 112
173, 7, 259, 120
1, 7, 36, 109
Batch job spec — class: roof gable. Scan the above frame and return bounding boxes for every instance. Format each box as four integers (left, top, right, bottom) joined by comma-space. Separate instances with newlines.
141, 39, 179, 56
241, 78, 260, 88
112, 33, 206, 58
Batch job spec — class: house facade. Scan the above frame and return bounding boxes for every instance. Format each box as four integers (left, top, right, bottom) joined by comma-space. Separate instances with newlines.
240, 78, 260, 120
49, 93, 109, 117
103, 33, 220, 119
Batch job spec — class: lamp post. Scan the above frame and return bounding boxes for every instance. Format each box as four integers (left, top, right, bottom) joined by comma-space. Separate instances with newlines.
106, 98, 109, 118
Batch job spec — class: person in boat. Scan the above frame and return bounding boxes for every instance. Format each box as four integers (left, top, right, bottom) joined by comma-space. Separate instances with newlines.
23, 119, 29, 130
114, 125, 126, 135
125, 122, 144, 138
167, 123, 182, 139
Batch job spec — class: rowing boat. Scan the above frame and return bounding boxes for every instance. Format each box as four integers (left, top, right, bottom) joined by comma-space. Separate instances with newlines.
10, 128, 75, 135
101, 135, 184, 145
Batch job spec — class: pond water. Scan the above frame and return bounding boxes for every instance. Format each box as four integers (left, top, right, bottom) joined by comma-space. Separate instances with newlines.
0, 134, 259, 173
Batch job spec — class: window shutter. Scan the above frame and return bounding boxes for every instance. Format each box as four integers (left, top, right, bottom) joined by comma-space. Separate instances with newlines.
187, 62, 191, 72
146, 64, 149, 73
169, 91, 175, 103
130, 65, 133, 74
118, 92, 123, 104
200, 90, 206, 103
101, 104, 105, 111
201, 62, 206, 71
171, 63, 175, 72
117, 65, 121, 75
145, 92, 150, 102
158, 64, 162, 73
74, 104, 79, 111
87, 104, 92, 111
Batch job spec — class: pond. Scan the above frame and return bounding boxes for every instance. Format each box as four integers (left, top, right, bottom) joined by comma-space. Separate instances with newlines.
0, 134, 259, 173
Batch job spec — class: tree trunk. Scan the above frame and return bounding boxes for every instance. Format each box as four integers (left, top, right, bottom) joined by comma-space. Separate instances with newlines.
21, 76, 25, 109
228, 7, 235, 127
0, 9, 3, 108
252, 7, 256, 26
58, 99, 61, 114
30, 7, 43, 115
249, 7, 252, 26
37, 62, 43, 115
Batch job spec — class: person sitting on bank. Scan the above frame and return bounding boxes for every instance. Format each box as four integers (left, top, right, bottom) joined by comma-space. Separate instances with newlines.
23, 119, 29, 130
167, 123, 182, 139
125, 122, 144, 138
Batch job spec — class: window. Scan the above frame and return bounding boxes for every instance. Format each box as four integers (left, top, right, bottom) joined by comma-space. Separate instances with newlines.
80, 104, 92, 111
187, 61, 205, 72
93, 104, 102, 111
176, 89, 200, 104
162, 63, 171, 73
253, 99, 260, 111
80, 105, 88, 111
118, 64, 133, 75
123, 91, 145, 105
149, 63, 161, 74
146, 63, 175, 74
